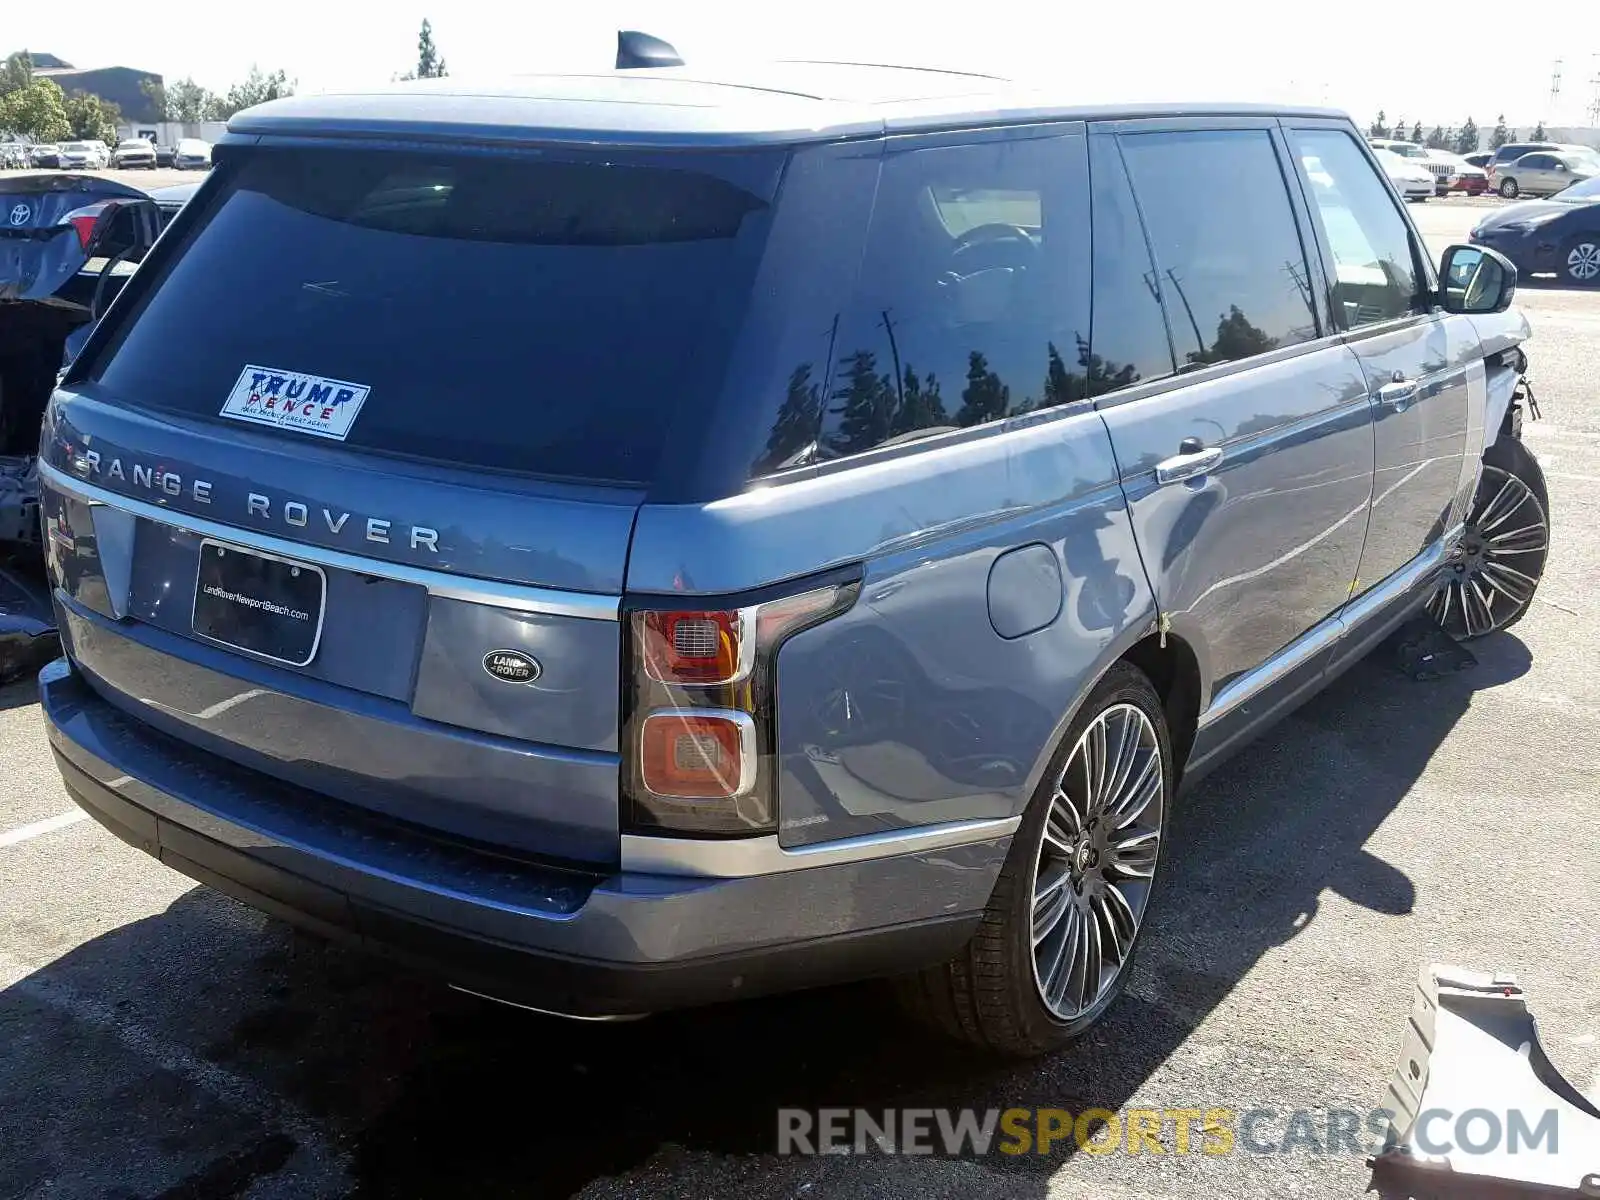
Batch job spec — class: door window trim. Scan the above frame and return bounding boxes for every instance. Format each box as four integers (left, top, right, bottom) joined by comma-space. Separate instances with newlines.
1280, 118, 1439, 343
1082, 116, 1334, 408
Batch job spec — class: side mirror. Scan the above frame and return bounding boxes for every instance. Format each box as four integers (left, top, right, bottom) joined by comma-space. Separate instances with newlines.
1438, 244, 1516, 314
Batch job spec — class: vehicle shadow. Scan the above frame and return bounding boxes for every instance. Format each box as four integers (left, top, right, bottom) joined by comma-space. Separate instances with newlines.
0, 677, 38, 713
0, 634, 1533, 1199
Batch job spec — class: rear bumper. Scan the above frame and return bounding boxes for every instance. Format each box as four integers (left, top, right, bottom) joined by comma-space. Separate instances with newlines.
40, 658, 998, 1015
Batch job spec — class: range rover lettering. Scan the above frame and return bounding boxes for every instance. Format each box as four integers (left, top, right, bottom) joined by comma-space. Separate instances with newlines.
34, 44, 1549, 1055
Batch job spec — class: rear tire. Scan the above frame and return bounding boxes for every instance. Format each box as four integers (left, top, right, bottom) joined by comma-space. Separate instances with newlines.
896, 662, 1173, 1057
1499, 177, 1519, 198
1428, 436, 1549, 639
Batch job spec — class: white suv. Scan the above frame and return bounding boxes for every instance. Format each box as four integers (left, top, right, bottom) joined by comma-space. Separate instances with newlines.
1369, 138, 1458, 195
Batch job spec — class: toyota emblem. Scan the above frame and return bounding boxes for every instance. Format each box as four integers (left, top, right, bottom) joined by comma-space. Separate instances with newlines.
8, 203, 30, 226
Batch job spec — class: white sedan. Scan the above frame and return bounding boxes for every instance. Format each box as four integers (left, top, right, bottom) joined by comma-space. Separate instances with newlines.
1373, 148, 1435, 202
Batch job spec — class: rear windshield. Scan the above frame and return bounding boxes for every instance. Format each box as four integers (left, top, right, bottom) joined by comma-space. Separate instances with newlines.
92, 147, 777, 483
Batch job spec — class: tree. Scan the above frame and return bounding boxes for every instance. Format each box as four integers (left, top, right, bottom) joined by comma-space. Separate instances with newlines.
0, 50, 33, 96
1410, 121, 1424, 144
63, 90, 121, 144
1368, 110, 1388, 138
890, 367, 947, 436
163, 77, 221, 123
1426, 124, 1449, 150
0, 77, 70, 141
955, 352, 1010, 427
1454, 117, 1480, 155
828, 350, 895, 455
414, 18, 447, 78
1391, 116, 1405, 139
214, 66, 294, 119
1490, 116, 1511, 149
755, 364, 826, 471
1532, 120, 1547, 140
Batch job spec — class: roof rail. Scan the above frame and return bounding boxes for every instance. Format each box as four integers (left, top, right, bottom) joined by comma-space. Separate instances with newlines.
616, 31, 683, 70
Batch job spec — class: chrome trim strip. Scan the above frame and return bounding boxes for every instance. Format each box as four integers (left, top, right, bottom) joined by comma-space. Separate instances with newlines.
1197, 611, 1341, 730
620, 815, 1021, 879
1197, 531, 1457, 730
39, 460, 620, 621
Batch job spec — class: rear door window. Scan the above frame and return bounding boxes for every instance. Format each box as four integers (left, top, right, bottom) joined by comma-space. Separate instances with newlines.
1118, 129, 1321, 368
91, 147, 779, 484
798, 131, 1091, 465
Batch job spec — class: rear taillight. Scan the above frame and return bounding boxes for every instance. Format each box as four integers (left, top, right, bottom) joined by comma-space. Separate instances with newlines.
62, 203, 105, 250
622, 577, 859, 836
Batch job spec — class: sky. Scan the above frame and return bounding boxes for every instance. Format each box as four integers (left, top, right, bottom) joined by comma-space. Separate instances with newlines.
10, 0, 1600, 132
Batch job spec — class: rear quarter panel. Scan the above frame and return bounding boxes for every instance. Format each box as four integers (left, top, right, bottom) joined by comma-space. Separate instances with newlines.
626, 403, 1156, 848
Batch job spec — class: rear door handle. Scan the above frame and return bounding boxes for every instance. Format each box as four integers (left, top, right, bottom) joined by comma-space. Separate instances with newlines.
1378, 376, 1420, 413
1155, 444, 1223, 484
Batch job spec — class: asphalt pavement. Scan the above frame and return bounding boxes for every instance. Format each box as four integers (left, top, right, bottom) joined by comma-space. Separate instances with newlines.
1, 196, 1597, 1200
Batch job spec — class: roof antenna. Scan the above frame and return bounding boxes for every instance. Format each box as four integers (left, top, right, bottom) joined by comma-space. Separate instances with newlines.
616, 31, 683, 69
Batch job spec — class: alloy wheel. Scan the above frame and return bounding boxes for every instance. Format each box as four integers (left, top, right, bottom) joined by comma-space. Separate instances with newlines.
1428, 464, 1548, 638
1029, 702, 1163, 1022
1566, 242, 1600, 283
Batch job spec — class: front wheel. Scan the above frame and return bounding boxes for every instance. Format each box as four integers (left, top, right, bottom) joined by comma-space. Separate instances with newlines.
1563, 238, 1600, 286
1429, 437, 1549, 639
896, 661, 1172, 1057
1499, 177, 1520, 198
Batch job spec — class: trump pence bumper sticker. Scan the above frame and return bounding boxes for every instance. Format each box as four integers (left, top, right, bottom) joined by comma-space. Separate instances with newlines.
220, 365, 371, 441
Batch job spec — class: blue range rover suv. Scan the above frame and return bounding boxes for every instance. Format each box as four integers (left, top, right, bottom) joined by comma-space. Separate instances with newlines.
34, 60, 1548, 1056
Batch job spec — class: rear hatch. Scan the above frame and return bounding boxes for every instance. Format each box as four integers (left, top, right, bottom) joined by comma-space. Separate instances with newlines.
41, 140, 781, 865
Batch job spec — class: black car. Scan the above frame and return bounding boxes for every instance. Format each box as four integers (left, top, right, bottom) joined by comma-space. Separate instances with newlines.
1470, 174, 1600, 286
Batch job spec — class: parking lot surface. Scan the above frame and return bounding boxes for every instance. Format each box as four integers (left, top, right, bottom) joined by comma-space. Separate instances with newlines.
2, 197, 1597, 1200
0, 167, 201, 190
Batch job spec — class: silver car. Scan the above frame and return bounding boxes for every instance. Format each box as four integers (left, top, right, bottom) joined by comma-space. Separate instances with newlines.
57, 142, 106, 170
111, 138, 156, 169
1497, 150, 1597, 198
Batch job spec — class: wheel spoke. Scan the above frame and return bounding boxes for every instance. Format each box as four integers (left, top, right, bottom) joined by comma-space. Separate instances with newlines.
1475, 475, 1522, 532
1076, 900, 1103, 1012
1433, 580, 1457, 633
1099, 885, 1137, 964
1043, 794, 1079, 858
1485, 521, 1547, 554
1086, 718, 1109, 816
1043, 905, 1081, 1010
1033, 871, 1072, 946
1480, 559, 1538, 605
1110, 754, 1161, 830
1469, 577, 1496, 626
1101, 709, 1142, 813
1110, 829, 1160, 878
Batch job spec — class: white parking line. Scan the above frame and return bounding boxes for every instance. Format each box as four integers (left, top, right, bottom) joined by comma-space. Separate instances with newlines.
0, 809, 88, 847
1547, 472, 1600, 485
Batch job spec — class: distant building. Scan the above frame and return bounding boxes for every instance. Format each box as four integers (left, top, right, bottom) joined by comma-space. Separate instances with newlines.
15, 53, 164, 123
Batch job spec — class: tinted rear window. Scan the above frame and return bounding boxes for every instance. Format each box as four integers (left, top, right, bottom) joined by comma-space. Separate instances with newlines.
93, 147, 777, 483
